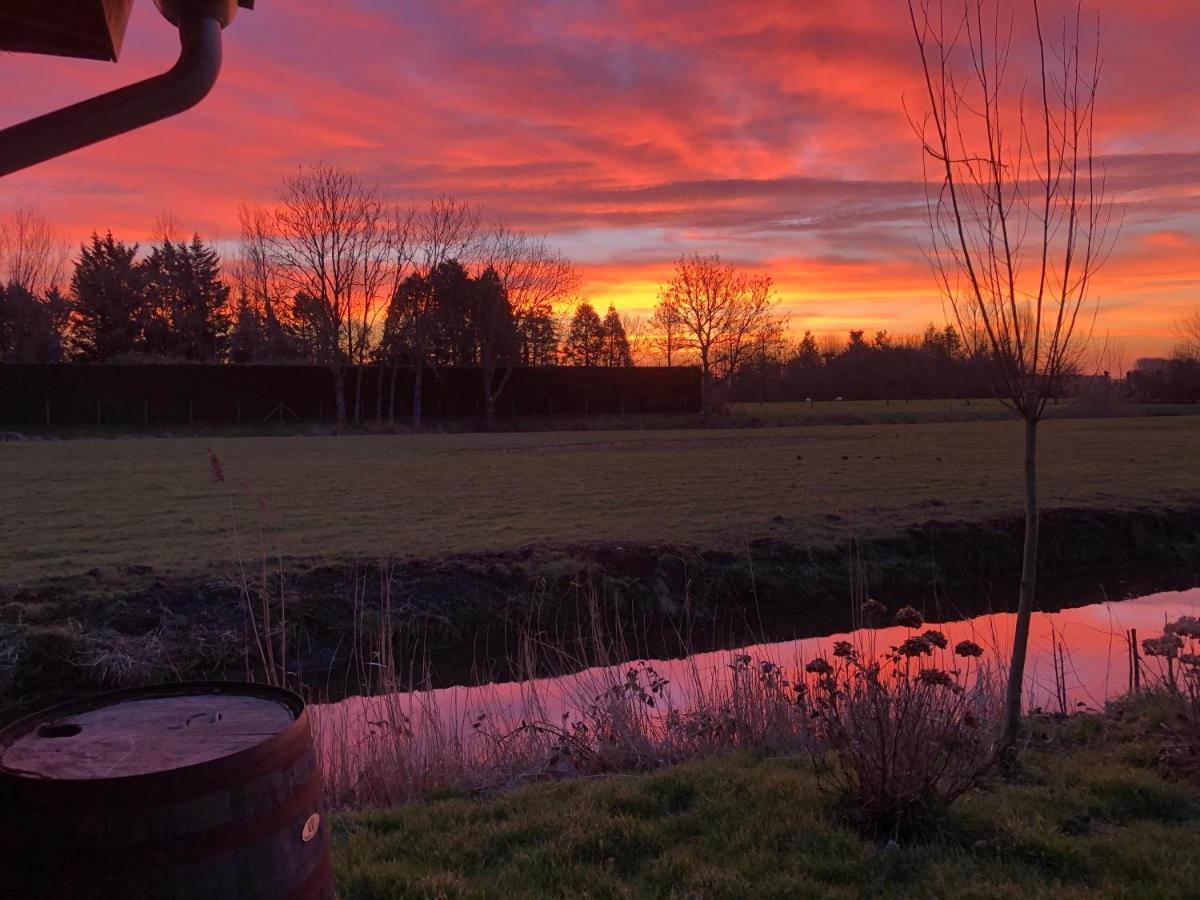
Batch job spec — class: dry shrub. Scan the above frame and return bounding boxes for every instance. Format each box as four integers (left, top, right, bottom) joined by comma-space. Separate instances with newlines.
1138, 617, 1200, 776
311, 581, 1015, 817
314, 647, 822, 809
71, 628, 173, 687
802, 612, 1000, 839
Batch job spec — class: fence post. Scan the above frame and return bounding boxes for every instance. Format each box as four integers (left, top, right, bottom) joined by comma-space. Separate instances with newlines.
44, 401, 50, 426
96, 400, 101, 426
235, 400, 241, 425
143, 399, 148, 426
1130, 628, 1141, 693
188, 400, 194, 426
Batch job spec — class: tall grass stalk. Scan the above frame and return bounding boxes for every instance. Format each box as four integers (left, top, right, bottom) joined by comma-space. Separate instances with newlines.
309, 575, 1006, 813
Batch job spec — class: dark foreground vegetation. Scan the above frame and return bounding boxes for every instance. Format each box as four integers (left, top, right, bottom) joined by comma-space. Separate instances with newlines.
332, 696, 1200, 899
3, 503, 1197, 722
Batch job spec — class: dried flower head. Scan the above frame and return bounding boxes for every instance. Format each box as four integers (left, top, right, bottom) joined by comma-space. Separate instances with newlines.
917, 668, 957, 690
922, 629, 948, 649
832, 640, 858, 660
1143, 634, 1185, 659
1180, 653, 1200, 668
1166, 616, 1200, 638
861, 598, 888, 618
954, 640, 984, 658
805, 657, 833, 675
897, 635, 934, 658
894, 606, 923, 629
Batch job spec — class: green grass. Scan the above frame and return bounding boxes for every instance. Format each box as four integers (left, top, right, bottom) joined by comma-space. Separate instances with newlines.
2, 411, 1198, 584
332, 714, 1200, 899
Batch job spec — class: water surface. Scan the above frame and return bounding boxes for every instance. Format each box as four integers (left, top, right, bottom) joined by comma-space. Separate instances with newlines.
315, 586, 1200, 759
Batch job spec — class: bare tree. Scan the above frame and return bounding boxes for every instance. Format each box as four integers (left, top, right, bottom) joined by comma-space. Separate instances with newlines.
235, 203, 279, 315
153, 211, 184, 245
652, 253, 784, 415
649, 292, 684, 366
620, 312, 650, 365
907, 0, 1115, 751
350, 197, 391, 425
478, 223, 580, 423
401, 196, 481, 428
268, 163, 386, 429
376, 204, 415, 426
817, 333, 845, 362
0, 202, 69, 294
1177, 310, 1200, 361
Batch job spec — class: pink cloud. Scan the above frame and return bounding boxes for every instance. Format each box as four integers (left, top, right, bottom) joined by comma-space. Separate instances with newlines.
0, 0, 1195, 354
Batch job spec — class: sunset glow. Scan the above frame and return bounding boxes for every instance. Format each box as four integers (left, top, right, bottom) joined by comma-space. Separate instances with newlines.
2, 0, 1197, 355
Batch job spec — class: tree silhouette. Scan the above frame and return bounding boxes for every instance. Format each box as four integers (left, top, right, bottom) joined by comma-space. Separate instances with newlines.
267, 163, 387, 429
473, 266, 520, 424
0, 202, 68, 297
908, 0, 1115, 751
562, 302, 605, 366
69, 232, 145, 361
141, 234, 230, 361
227, 289, 265, 364
653, 253, 784, 415
600, 304, 633, 367
0, 282, 67, 362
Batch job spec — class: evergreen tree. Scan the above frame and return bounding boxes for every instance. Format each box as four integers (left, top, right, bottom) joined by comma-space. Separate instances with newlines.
262, 297, 299, 361
599, 304, 633, 367
795, 330, 821, 370
141, 234, 230, 360
473, 266, 520, 423
0, 282, 67, 362
69, 232, 145, 360
520, 307, 559, 365
227, 290, 265, 363
561, 301, 605, 366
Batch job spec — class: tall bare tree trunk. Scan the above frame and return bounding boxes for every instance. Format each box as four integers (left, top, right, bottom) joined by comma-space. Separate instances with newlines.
480, 369, 494, 434
331, 364, 347, 432
388, 366, 398, 424
354, 365, 364, 425
483, 381, 496, 428
375, 364, 385, 427
1003, 415, 1039, 750
412, 363, 423, 429
699, 350, 713, 423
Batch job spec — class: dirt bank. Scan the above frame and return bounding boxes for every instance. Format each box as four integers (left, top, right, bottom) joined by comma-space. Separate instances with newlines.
3, 504, 1198, 721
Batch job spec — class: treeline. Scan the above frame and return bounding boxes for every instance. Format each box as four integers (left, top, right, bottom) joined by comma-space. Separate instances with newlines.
731, 325, 998, 402
1127, 359, 1200, 403
0, 177, 642, 428
0, 232, 637, 370
6, 186, 1190, 422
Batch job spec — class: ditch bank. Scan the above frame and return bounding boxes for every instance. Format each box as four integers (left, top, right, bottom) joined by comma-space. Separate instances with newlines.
2, 504, 1198, 721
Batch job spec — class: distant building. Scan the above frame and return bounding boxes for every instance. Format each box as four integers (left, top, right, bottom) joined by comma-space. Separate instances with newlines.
1134, 357, 1169, 373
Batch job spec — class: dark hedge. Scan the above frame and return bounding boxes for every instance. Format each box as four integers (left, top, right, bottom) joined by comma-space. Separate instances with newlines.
0, 363, 701, 426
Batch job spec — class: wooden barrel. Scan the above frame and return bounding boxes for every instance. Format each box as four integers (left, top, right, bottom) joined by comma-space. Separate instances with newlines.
0, 682, 333, 899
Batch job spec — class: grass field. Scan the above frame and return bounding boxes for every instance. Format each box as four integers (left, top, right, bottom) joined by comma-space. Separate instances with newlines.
2, 408, 1198, 584
332, 703, 1200, 899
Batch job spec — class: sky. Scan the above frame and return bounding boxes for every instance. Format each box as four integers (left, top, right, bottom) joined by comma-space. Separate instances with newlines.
1, 0, 1197, 359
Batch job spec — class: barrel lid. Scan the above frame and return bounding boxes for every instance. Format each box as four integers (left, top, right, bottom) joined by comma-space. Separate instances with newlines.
0, 683, 300, 780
